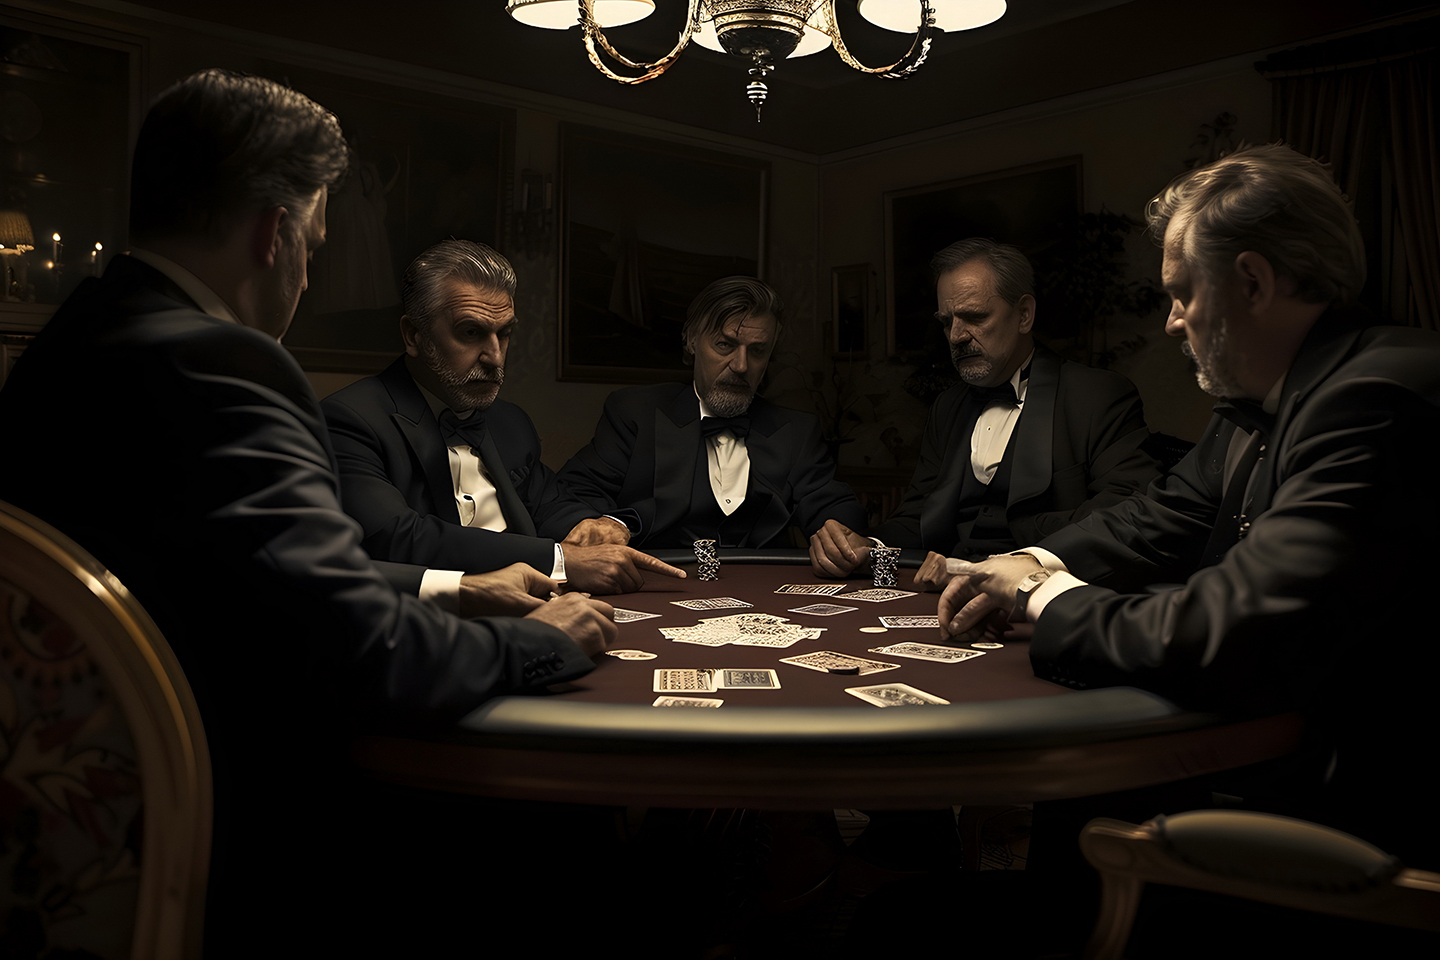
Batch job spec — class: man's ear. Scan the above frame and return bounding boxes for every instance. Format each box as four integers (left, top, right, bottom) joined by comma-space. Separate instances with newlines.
1233, 251, 1277, 313
400, 315, 421, 358
1016, 294, 1036, 335
250, 206, 287, 268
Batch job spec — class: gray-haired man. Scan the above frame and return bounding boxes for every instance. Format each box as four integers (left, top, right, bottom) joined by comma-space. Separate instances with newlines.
322, 239, 684, 598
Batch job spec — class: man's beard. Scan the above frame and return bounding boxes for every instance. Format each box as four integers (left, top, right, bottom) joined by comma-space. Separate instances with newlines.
702, 376, 755, 418
1182, 317, 1244, 398
950, 343, 995, 385
419, 335, 505, 411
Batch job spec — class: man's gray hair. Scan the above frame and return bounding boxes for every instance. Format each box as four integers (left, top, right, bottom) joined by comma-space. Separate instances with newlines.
930, 239, 1035, 305
402, 240, 517, 332
681, 276, 783, 359
1146, 143, 1365, 304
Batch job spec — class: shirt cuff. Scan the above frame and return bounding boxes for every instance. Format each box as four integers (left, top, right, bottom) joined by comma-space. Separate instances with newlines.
419, 568, 464, 615
1026, 570, 1088, 622
1018, 546, 1070, 573
867, 537, 886, 549
552, 543, 567, 581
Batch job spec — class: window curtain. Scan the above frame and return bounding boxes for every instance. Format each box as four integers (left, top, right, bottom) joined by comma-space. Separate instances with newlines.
1260, 22, 1439, 329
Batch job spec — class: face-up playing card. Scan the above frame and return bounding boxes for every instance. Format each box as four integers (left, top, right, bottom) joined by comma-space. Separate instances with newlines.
730, 634, 804, 648
878, 615, 941, 628
605, 648, 659, 660
653, 668, 716, 693
845, 682, 950, 707
779, 650, 901, 675
788, 604, 859, 616
652, 696, 724, 707
836, 588, 918, 602
671, 597, 753, 611
716, 668, 781, 690
613, 609, 661, 623
867, 642, 986, 663
774, 583, 848, 595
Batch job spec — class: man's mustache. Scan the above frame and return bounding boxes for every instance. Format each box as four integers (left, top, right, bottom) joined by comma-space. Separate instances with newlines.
715, 376, 752, 390
950, 344, 983, 363
461, 364, 505, 385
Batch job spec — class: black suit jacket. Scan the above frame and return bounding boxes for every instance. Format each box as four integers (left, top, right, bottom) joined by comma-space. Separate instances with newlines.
1031, 310, 1440, 862
870, 346, 1159, 556
0, 256, 594, 928
544, 382, 866, 547
321, 358, 584, 572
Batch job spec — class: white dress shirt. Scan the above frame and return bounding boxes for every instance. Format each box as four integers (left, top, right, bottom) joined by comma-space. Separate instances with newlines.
696, 385, 750, 516
970, 352, 1033, 484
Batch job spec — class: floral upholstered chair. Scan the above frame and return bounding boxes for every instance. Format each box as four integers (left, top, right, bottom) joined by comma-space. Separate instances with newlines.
0, 501, 210, 959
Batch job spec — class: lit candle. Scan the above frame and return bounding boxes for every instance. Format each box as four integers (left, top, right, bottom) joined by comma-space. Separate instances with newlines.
92, 242, 103, 276
52, 232, 60, 264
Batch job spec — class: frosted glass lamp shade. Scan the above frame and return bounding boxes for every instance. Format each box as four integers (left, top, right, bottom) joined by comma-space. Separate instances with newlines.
856, 0, 1005, 33
0, 211, 34, 252
508, 0, 656, 30
693, 8, 833, 58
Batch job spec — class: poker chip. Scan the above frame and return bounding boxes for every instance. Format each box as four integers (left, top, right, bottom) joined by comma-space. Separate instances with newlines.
971, 642, 1004, 649
606, 649, 659, 660
859, 626, 888, 634
870, 546, 901, 588
693, 540, 720, 581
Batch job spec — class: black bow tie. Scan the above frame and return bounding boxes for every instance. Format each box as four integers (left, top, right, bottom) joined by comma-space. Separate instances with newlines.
969, 382, 1021, 407
700, 416, 751, 440
439, 408, 488, 450
1214, 399, 1276, 439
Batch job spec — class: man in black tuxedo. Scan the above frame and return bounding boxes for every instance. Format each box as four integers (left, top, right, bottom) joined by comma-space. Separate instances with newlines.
544, 276, 866, 548
810, 239, 1159, 586
940, 144, 1440, 867
321, 240, 684, 598
0, 70, 617, 951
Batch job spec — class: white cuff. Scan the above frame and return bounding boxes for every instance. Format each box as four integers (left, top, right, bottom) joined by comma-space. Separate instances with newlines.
1019, 546, 1070, 573
1026, 570, 1088, 622
867, 537, 886, 549
419, 568, 465, 615
552, 543, 567, 581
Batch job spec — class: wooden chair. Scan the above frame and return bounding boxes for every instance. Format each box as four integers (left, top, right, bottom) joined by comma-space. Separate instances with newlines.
0, 500, 210, 959
1080, 810, 1440, 959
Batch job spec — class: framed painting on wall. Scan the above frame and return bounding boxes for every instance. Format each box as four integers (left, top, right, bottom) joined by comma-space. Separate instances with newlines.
885, 157, 1083, 358
559, 124, 769, 383
257, 61, 514, 374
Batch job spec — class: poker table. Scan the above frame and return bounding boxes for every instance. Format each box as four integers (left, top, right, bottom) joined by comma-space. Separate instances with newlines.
353, 550, 1304, 810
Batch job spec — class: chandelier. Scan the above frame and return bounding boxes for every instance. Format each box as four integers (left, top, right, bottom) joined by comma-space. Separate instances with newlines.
506, 0, 1007, 119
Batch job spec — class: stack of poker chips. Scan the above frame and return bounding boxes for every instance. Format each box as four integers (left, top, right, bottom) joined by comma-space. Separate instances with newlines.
694, 539, 720, 581
871, 546, 901, 588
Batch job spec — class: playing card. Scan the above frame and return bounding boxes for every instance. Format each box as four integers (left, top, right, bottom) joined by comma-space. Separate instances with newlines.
788, 604, 859, 616
662, 630, 733, 646
730, 634, 804, 648
653, 668, 716, 692
613, 609, 661, 623
774, 583, 848, 595
605, 649, 659, 660
779, 650, 901, 675
716, 668, 781, 690
699, 613, 788, 624
867, 642, 986, 663
878, 615, 941, 628
652, 696, 723, 707
845, 683, 950, 707
671, 597, 753, 611
836, 588, 918, 602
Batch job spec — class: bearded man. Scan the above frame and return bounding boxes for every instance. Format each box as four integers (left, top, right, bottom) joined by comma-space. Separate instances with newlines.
544, 275, 865, 548
322, 240, 684, 596
809, 238, 1160, 586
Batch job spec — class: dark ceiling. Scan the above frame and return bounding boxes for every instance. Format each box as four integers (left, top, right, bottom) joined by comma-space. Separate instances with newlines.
128, 0, 1437, 154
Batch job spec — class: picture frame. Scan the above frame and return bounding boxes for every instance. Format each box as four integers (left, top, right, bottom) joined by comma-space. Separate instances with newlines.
558, 124, 769, 383
884, 157, 1083, 358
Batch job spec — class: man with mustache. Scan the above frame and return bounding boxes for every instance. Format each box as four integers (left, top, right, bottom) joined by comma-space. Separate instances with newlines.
809, 239, 1160, 586
322, 240, 685, 596
545, 275, 865, 548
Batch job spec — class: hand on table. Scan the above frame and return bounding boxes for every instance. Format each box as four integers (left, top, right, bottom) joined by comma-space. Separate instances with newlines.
937, 554, 1043, 639
912, 551, 955, 592
563, 516, 631, 547
562, 543, 687, 595
809, 520, 873, 578
457, 563, 559, 617
525, 592, 618, 658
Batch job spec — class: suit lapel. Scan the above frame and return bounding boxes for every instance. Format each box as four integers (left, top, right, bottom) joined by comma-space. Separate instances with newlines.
652, 387, 702, 536
476, 432, 536, 536
742, 399, 798, 546
382, 359, 462, 526
1007, 348, 1058, 508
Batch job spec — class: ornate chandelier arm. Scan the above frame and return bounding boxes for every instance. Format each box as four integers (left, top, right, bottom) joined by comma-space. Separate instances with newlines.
823, 0, 936, 79
581, 0, 703, 84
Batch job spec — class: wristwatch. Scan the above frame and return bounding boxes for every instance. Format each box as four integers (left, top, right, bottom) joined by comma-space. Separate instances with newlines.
1014, 569, 1052, 619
